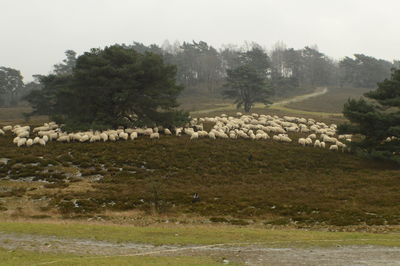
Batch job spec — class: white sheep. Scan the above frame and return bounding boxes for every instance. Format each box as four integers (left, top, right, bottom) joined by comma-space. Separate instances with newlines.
26, 139, 33, 147
150, 132, 160, 139
100, 132, 108, 142
175, 128, 182, 136
130, 132, 138, 140
314, 139, 321, 148
279, 135, 292, 142
2, 125, 12, 131
17, 138, 27, 147
298, 138, 306, 146
119, 132, 129, 140
307, 134, 317, 139
164, 128, 172, 135
79, 135, 89, 143
17, 131, 29, 138
58, 135, 70, 143
0, 129, 4, 135
329, 144, 338, 151
109, 134, 117, 142
208, 132, 216, 139
190, 132, 199, 140
38, 138, 46, 146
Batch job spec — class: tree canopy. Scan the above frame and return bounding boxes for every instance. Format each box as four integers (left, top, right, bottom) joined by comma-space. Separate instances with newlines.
339, 68, 400, 163
25, 45, 188, 130
0, 67, 24, 106
222, 65, 273, 112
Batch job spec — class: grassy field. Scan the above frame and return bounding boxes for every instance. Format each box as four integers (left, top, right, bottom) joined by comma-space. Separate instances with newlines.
0, 247, 220, 266
0, 106, 48, 124
1, 221, 400, 247
285, 87, 372, 113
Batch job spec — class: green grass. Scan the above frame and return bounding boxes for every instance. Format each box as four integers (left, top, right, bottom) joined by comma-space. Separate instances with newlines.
0, 106, 48, 124
188, 87, 345, 118
1, 221, 400, 248
0, 248, 220, 266
286, 87, 372, 113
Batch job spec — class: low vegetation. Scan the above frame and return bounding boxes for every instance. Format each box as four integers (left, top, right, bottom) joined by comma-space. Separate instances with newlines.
285, 87, 371, 113
0, 247, 220, 266
1, 221, 400, 247
0, 126, 399, 226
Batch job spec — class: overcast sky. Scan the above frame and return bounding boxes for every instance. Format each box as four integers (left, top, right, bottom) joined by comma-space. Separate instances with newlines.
1, 0, 399, 81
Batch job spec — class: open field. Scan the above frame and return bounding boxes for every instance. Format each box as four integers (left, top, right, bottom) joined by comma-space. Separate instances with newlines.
1, 88, 399, 265
0, 247, 220, 266
0, 106, 47, 123
285, 87, 372, 113
0, 127, 399, 226
1, 221, 400, 247
0, 221, 400, 265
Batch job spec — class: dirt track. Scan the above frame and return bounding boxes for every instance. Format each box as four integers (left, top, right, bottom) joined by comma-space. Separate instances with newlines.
1, 232, 400, 265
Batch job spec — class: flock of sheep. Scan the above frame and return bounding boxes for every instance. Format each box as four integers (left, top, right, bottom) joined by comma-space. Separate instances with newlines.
0, 112, 353, 152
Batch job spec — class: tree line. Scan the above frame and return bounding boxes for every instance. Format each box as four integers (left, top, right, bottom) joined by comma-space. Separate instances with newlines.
1, 40, 398, 107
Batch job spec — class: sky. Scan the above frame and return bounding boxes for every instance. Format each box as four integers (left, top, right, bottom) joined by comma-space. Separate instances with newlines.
1, 0, 399, 81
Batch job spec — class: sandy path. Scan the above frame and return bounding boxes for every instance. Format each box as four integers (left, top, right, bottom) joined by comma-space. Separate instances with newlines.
270, 87, 328, 107
2, 232, 400, 265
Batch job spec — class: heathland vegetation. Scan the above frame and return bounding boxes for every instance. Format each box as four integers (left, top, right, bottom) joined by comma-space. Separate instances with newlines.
0, 40, 399, 265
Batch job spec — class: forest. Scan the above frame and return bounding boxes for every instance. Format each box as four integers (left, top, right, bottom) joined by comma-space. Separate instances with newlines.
1, 40, 399, 107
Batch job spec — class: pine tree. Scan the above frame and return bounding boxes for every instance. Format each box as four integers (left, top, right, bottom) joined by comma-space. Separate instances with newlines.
339, 69, 400, 163
25, 45, 189, 130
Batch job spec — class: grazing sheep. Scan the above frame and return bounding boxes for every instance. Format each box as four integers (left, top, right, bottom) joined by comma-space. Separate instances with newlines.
190, 132, 199, 140
2, 125, 12, 131
279, 135, 292, 142
109, 134, 117, 142
0, 129, 4, 135
164, 128, 172, 135
100, 132, 108, 142
143, 128, 153, 136
17, 131, 29, 138
175, 128, 182, 136
329, 144, 338, 151
33, 126, 50, 133
13, 136, 20, 144
49, 133, 58, 141
307, 134, 317, 139
298, 138, 306, 146
313, 139, 321, 148
119, 132, 129, 140
320, 141, 326, 148
17, 138, 27, 147
38, 138, 46, 146
150, 132, 160, 139
130, 132, 138, 140
58, 135, 70, 143
26, 139, 33, 147
208, 132, 216, 139
89, 135, 100, 143
79, 135, 89, 143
